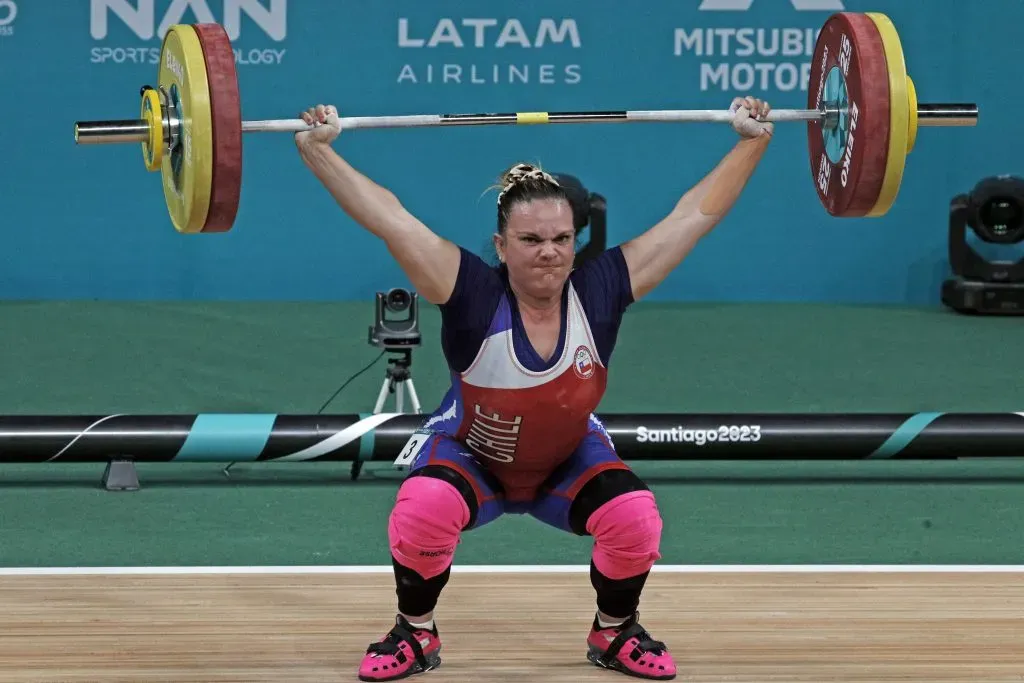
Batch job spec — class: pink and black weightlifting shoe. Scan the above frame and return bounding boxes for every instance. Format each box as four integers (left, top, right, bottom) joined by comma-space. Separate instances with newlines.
586, 612, 677, 680
358, 614, 442, 681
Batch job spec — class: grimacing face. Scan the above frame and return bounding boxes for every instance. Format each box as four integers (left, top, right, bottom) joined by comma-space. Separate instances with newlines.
494, 197, 576, 301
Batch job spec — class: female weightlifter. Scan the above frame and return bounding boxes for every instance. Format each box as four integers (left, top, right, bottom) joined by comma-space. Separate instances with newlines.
295, 95, 773, 681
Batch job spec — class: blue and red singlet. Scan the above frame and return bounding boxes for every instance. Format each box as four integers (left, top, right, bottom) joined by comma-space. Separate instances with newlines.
406, 245, 635, 529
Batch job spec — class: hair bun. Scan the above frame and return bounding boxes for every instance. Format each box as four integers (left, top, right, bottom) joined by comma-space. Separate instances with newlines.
504, 163, 557, 187
496, 163, 559, 205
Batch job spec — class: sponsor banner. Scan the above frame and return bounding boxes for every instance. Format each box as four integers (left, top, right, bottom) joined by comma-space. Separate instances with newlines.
0, 0, 1015, 304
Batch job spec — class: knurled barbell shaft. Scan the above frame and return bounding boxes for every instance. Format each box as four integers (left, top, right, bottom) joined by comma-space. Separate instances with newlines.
240, 108, 831, 131
72, 103, 978, 145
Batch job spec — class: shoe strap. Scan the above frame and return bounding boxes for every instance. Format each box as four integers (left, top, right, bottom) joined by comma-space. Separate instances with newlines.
366, 620, 428, 668
599, 622, 666, 665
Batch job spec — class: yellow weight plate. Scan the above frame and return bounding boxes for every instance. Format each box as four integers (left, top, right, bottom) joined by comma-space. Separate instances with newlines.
157, 25, 213, 234
907, 75, 918, 154
140, 88, 163, 172
866, 12, 909, 217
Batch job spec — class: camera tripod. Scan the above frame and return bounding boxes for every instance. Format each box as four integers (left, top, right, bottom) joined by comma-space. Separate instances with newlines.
373, 348, 422, 415
349, 348, 421, 482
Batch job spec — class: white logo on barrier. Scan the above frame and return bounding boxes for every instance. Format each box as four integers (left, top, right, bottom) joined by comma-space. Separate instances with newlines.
396, 17, 582, 86
89, 0, 288, 66
675, 0, 838, 93
0, 0, 16, 37
699, 0, 844, 10
635, 425, 762, 445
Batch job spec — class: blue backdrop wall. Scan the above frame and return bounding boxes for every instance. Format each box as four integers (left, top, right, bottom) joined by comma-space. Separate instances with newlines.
0, 0, 1020, 303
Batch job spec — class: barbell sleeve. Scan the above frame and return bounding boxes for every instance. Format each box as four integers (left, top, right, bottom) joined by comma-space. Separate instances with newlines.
916, 103, 979, 127
74, 120, 155, 145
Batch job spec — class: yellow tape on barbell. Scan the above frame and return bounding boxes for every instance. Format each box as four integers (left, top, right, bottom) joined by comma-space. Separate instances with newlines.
866, 12, 909, 218
140, 88, 163, 172
516, 112, 549, 124
157, 25, 213, 234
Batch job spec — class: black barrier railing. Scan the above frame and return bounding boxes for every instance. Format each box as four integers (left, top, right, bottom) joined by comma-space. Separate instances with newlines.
3, 412, 1024, 463
4, 413, 1023, 490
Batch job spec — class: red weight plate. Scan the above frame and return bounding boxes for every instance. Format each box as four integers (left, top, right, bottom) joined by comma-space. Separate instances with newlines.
194, 23, 242, 233
807, 13, 890, 217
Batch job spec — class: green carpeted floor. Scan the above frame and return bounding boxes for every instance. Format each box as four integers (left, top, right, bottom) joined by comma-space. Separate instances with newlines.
2, 300, 1022, 415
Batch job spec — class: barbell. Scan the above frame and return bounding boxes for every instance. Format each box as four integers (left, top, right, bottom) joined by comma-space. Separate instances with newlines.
73, 12, 978, 234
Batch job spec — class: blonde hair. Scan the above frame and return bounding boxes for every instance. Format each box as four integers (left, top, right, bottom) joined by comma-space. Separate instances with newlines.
489, 162, 568, 235
495, 162, 560, 205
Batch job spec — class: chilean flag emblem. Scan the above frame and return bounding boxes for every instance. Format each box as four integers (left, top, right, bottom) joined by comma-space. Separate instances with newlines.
573, 345, 595, 379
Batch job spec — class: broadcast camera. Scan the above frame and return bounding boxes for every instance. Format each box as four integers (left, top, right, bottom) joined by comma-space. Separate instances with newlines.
942, 175, 1024, 314
368, 287, 421, 349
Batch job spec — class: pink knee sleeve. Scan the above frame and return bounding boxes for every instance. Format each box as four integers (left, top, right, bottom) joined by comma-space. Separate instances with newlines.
388, 476, 470, 580
586, 490, 663, 580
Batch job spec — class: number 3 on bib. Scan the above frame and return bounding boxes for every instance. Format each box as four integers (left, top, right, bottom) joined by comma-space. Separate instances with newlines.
394, 431, 431, 470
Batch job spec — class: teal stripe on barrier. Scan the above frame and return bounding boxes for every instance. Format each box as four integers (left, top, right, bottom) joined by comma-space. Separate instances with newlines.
174, 414, 277, 462
868, 412, 943, 459
358, 412, 375, 463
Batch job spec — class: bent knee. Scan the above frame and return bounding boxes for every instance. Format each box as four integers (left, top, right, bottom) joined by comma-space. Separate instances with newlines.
586, 490, 663, 579
388, 474, 471, 579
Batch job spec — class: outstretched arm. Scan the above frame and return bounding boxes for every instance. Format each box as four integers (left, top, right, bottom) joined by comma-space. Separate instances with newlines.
620, 96, 773, 301
295, 105, 460, 306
